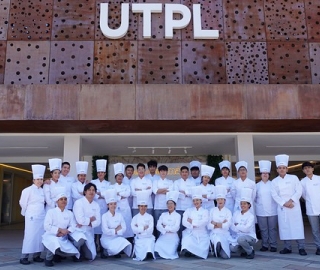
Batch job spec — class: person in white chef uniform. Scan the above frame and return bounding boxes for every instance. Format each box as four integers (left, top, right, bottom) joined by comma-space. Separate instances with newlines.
43, 158, 66, 212
19, 164, 46, 265
72, 183, 101, 261
199, 165, 215, 210
255, 160, 278, 252
71, 161, 88, 204
131, 190, 156, 261
271, 154, 307, 256
207, 185, 232, 259
189, 161, 202, 186
215, 160, 235, 213
181, 186, 209, 259
91, 159, 110, 251
229, 188, 257, 259
110, 163, 134, 240
58, 162, 76, 210
42, 193, 81, 267
100, 189, 132, 259
155, 190, 181, 259
300, 161, 320, 255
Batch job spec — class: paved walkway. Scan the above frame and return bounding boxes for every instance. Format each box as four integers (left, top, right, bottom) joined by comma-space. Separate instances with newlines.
1, 223, 320, 270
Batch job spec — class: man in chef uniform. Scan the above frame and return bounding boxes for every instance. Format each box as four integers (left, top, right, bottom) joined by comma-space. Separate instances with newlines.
271, 154, 307, 256
215, 160, 235, 213
59, 162, 76, 210
123, 164, 135, 209
189, 161, 202, 186
71, 161, 88, 204
300, 161, 320, 255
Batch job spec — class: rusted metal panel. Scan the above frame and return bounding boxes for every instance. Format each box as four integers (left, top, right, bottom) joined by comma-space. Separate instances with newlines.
49, 41, 94, 84
225, 42, 269, 84
0, 41, 6, 83
305, 1, 320, 42
0, 0, 10, 40
182, 40, 226, 84
93, 40, 137, 84
309, 42, 320, 84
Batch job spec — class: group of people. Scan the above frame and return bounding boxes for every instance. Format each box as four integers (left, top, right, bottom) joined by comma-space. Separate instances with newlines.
18, 155, 320, 267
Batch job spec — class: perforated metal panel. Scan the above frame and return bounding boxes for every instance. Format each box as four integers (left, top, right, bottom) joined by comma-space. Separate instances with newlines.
4, 41, 50, 84
305, 1, 320, 41
49, 41, 94, 84
0, 41, 6, 83
309, 43, 320, 84
0, 0, 10, 40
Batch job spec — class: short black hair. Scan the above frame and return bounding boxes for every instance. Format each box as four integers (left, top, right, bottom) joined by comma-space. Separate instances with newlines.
220, 167, 230, 172
180, 166, 189, 172
137, 163, 145, 169
62, 162, 70, 167
302, 161, 314, 170
190, 167, 200, 171
158, 165, 168, 172
147, 160, 158, 168
50, 169, 61, 174
83, 183, 97, 195
125, 165, 134, 170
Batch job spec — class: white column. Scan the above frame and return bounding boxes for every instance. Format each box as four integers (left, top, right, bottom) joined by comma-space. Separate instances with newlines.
83, 156, 93, 180
63, 135, 81, 178
235, 134, 255, 181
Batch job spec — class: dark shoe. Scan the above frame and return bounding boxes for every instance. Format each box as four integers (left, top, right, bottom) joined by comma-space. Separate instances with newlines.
270, 247, 277, 252
316, 248, 320, 255
113, 254, 121, 258
240, 252, 247, 257
73, 256, 82, 262
216, 242, 222, 256
100, 252, 108, 259
185, 251, 192, 257
246, 250, 255, 259
45, 259, 54, 267
260, 246, 268, 252
53, 255, 62, 263
299, 249, 307, 256
33, 256, 44, 262
279, 248, 292, 254
20, 258, 31, 265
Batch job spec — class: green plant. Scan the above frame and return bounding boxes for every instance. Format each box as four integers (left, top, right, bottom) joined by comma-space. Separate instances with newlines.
207, 155, 223, 184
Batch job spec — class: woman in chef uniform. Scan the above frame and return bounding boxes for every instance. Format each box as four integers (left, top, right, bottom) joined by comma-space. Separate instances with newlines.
71, 161, 88, 204
42, 193, 81, 267
181, 186, 209, 259
154, 190, 181, 259
72, 183, 101, 261
207, 185, 232, 259
199, 165, 215, 210
100, 189, 132, 258
131, 190, 156, 261
19, 164, 46, 265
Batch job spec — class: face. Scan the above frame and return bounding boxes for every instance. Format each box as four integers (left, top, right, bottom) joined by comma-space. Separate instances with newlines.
78, 174, 86, 183
51, 169, 60, 181
108, 202, 117, 212
180, 169, 189, 180
97, 171, 106, 180
149, 165, 157, 174
61, 164, 70, 176
261, 172, 269, 181
159, 170, 168, 179
238, 167, 247, 178
57, 197, 67, 208
33, 178, 43, 188
138, 205, 147, 215
125, 167, 134, 178
137, 166, 145, 178
191, 169, 200, 178
221, 168, 230, 177
303, 166, 314, 176
277, 166, 288, 177
193, 198, 202, 208
216, 198, 225, 208
115, 173, 123, 184
167, 200, 175, 212
84, 186, 96, 200
240, 201, 250, 211
202, 175, 210, 185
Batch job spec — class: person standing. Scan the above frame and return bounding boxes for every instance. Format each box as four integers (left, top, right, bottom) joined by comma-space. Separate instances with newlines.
300, 161, 320, 255
215, 160, 235, 213
255, 160, 278, 252
271, 154, 307, 256
59, 162, 76, 210
123, 164, 135, 209
189, 161, 202, 186
145, 160, 160, 215
71, 161, 88, 204
199, 165, 215, 210
19, 164, 46, 265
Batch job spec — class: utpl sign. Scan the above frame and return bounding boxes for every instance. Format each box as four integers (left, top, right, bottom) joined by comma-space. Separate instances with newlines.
100, 3, 219, 39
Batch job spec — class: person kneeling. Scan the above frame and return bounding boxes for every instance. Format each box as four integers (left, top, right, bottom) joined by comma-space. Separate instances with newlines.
100, 189, 132, 259
131, 190, 156, 261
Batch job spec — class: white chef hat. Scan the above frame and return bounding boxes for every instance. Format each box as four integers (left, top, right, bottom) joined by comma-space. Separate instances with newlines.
201, 165, 215, 178
114, 163, 125, 176
104, 189, 118, 204
55, 192, 67, 202
275, 154, 289, 168
166, 190, 179, 204
259, 160, 271, 173
215, 185, 227, 199
96, 159, 107, 172
219, 160, 231, 170
136, 190, 149, 206
235, 161, 248, 171
32, 164, 46, 179
76, 161, 88, 175
48, 158, 62, 172
191, 186, 203, 200
240, 188, 253, 204
189, 160, 201, 170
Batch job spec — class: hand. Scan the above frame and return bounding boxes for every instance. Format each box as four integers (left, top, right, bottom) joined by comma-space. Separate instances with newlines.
162, 223, 166, 228
180, 190, 186, 195
115, 225, 122, 233
56, 232, 64, 237
135, 188, 142, 191
90, 216, 96, 223
121, 196, 126, 200
59, 228, 69, 236
223, 219, 227, 223
187, 218, 192, 224
143, 225, 149, 230
146, 186, 151, 190
76, 223, 82, 228
202, 194, 207, 199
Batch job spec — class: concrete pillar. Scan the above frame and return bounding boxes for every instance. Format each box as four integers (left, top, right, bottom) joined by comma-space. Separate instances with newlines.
235, 134, 255, 181
63, 135, 81, 178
